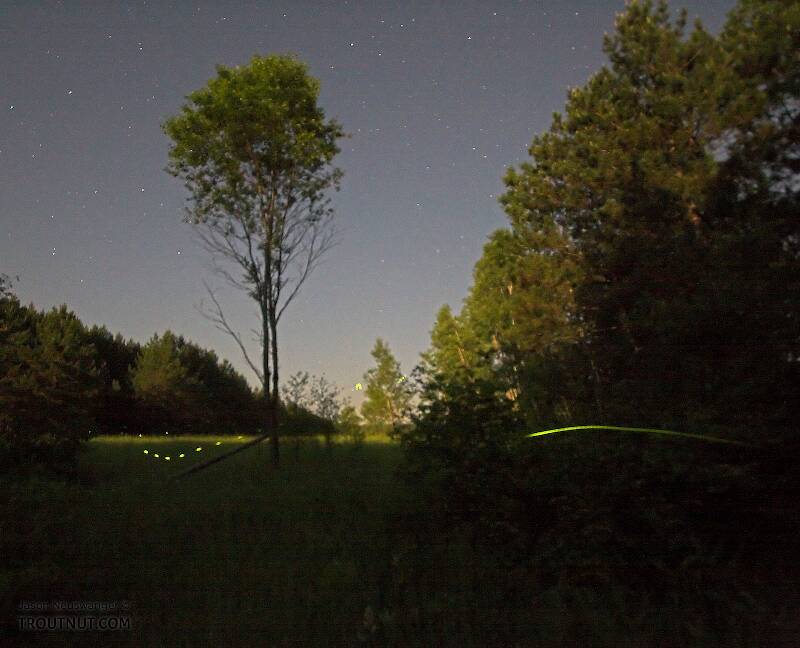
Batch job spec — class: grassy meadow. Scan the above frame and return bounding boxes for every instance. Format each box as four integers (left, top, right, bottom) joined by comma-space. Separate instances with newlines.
3, 434, 418, 646
4, 434, 535, 647
3, 433, 797, 647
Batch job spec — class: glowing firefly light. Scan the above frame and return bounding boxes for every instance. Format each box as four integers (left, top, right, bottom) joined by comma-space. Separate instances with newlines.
165, 456, 171, 461
143, 449, 149, 454
179, 453, 185, 458
527, 425, 753, 446
196, 447, 202, 452
215, 441, 222, 446
154, 453, 159, 458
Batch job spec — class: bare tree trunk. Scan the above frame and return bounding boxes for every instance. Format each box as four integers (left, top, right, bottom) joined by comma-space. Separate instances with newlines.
261, 305, 271, 401
269, 401, 279, 465
269, 312, 280, 466
262, 195, 281, 467
261, 305, 278, 466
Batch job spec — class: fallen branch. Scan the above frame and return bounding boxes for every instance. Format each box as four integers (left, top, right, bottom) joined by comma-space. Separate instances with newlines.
169, 432, 271, 481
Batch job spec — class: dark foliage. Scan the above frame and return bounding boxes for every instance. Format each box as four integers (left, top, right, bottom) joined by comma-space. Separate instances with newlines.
391, 0, 800, 641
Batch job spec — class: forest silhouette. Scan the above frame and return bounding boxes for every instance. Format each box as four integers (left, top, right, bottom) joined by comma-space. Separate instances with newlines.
2, 0, 799, 644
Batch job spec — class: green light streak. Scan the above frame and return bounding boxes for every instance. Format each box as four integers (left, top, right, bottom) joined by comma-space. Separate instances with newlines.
527, 425, 754, 446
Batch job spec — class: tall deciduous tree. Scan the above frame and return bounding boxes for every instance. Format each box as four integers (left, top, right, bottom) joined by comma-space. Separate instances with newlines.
162, 54, 345, 466
281, 370, 310, 412
309, 374, 341, 421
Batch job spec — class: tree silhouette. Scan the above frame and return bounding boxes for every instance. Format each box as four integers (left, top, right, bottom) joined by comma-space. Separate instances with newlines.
162, 54, 345, 466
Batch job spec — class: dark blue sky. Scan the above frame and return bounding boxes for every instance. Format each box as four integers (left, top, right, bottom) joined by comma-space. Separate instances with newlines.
1, 0, 735, 403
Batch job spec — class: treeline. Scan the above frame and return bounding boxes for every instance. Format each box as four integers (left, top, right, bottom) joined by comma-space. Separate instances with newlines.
386, 0, 799, 641
408, 0, 799, 446
0, 281, 334, 472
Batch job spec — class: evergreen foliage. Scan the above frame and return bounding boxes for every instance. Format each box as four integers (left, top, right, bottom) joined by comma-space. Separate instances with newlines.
0, 299, 103, 470
336, 404, 364, 445
360, 339, 413, 437
0, 296, 274, 469
394, 0, 800, 637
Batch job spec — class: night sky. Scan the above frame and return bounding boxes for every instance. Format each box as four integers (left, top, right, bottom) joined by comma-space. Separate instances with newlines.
1, 0, 735, 402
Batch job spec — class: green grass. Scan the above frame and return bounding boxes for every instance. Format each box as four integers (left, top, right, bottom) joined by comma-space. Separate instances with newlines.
2, 433, 796, 646
2, 435, 407, 646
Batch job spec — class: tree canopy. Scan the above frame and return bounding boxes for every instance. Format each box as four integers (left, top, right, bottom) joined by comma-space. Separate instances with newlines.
396, 1, 800, 634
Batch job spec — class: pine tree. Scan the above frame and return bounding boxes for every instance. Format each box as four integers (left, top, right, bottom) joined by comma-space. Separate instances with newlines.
336, 403, 364, 445
0, 301, 103, 467
85, 325, 140, 434
497, 0, 799, 435
360, 339, 412, 436
131, 331, 196, 433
